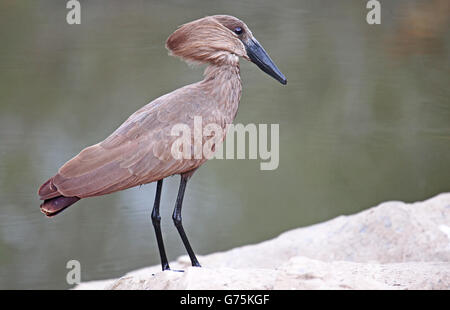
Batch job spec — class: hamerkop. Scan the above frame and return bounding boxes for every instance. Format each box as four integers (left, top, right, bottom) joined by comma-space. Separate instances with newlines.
38, 15, 286, 270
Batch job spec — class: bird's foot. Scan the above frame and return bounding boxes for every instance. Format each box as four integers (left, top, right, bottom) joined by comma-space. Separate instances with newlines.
191, 261, 202, 268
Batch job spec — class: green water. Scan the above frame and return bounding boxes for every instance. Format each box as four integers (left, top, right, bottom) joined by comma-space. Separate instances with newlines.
0, 0, 449, 289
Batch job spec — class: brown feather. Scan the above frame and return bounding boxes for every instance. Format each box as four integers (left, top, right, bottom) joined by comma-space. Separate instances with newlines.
40, 196, 80, 217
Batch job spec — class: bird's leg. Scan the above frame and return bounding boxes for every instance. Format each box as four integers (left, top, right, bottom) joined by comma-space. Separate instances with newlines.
172, 174, 201, 267
151, 179, 170, 271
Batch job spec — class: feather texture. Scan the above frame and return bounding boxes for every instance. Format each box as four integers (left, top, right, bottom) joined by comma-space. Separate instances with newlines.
39, 63, 241, 200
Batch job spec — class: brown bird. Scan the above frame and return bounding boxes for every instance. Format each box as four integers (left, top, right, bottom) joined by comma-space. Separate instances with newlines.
38, 15, 286, 270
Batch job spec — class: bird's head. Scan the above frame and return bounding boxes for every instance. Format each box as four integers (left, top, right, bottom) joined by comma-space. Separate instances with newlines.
166, 15, 287, 85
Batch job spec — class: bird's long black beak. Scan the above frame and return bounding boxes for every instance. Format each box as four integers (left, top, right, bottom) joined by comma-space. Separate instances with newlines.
244, 38, 287, 85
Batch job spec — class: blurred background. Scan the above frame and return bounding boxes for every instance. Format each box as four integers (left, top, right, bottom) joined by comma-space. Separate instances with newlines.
0, 0, 449, 289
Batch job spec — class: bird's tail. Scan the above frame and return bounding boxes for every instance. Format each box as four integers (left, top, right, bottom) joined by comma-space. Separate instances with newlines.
38, 177, 80, 217
40, 196, 80, 217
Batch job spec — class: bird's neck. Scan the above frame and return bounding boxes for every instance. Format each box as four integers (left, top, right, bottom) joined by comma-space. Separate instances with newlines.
201, 56, 242, 123
202, 53, 241, 79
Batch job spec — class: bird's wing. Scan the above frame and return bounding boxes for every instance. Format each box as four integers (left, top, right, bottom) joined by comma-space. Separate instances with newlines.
50, 83, 217, 198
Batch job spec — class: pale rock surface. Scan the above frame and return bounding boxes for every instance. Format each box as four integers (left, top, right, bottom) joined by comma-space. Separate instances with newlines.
75, 193, 450, 290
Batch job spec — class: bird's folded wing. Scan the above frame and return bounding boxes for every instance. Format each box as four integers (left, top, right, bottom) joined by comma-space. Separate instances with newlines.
52, 84, 211, 198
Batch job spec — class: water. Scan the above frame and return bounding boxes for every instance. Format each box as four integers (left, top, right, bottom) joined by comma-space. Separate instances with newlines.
0, 0, 449, 289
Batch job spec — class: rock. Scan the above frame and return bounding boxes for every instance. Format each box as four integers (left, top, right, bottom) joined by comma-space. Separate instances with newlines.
75, 193, 450, 290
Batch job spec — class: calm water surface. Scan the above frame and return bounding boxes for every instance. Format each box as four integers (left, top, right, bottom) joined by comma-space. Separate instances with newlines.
0, 0, 449, 288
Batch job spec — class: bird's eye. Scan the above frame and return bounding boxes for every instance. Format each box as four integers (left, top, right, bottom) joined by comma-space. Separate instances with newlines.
234, 27, 243, 35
